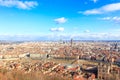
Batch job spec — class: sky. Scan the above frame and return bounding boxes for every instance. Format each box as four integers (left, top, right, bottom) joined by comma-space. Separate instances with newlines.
0, 0, 120, 41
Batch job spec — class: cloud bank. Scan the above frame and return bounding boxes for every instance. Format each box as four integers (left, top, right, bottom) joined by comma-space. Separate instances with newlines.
1, 32, 120, 41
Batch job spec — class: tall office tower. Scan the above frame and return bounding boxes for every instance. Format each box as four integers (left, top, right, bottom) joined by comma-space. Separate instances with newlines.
71, 38, 73, 47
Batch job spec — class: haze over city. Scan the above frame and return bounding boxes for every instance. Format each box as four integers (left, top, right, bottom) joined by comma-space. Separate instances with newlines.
0, 0, 120, 41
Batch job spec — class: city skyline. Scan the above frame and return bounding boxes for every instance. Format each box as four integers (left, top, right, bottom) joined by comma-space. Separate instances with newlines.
0, 0, 120, 40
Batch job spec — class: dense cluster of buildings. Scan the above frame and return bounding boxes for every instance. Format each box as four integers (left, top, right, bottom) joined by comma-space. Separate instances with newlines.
0, 41, 120, 80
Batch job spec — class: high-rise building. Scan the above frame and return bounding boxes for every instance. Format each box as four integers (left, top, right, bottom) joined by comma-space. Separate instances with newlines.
71, 38, 73, 47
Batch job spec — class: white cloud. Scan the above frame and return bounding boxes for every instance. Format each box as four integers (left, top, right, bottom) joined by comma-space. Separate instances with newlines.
58, 27, 64, 31
101, 17, 111, 20
0, 0, 38, 10
91, 0, 98, 3
112, 17, 120, 22
101, 16, 120, 23
79, 2, 120, 15
50, 27, 64, 32
54, 17, 67, 24
84, 30, 90, 33
81, 9, 102, 15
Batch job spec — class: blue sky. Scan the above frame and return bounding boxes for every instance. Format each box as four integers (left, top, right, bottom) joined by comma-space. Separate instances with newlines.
0, 0, 120, 40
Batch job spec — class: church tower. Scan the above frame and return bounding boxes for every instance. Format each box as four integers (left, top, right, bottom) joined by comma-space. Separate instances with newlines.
98, 63, 111, 80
